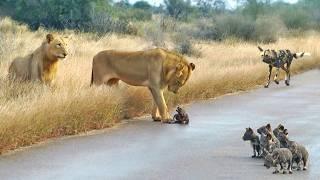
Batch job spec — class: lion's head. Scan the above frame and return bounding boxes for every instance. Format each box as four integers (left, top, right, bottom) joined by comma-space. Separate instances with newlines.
167, 62, 195, 94
45, 33, 68, 61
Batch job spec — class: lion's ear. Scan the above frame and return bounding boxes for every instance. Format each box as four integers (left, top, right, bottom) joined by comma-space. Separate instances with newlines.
258, 46, 263, 52
189, 63, 195, 71
46, 33, 54, 43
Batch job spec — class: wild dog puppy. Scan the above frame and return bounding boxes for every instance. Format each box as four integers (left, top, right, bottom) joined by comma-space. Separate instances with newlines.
172, 106, 189, 124
277, 132, 309, 170
257, 124, 280, 156
242, 127, 261, 158
264, 133, 280, 154
273, 124, 285, 139
264, 148, 293, 174
277, 129, 289, 148
257, 46, 310, 88
289, 142, 309, 171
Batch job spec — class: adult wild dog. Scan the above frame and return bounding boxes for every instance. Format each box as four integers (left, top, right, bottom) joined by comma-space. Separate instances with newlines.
8, 34, 68, 85
258, 46, 310, 88
91, 48, 195, 123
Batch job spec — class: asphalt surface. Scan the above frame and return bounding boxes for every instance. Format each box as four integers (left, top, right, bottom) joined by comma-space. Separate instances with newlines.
0, 70, 320, 180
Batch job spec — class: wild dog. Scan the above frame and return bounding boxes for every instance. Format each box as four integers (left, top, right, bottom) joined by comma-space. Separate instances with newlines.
257, 124, 280, 157
264, 148, 293, 174
264, 133, 280, 154
277, 129, 289, 148
172, 106, 189, 124
289, 142, 309, 171
242, 127, 261, 158
277, 132, 309, 170
257, 46, 310, 88
273, 124, 285, 139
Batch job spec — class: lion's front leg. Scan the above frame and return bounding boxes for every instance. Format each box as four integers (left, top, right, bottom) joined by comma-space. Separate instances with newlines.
149, 88, 161, 121
30, 62, 42, 83
151, 102, 161, 121
149, 88, 171, 123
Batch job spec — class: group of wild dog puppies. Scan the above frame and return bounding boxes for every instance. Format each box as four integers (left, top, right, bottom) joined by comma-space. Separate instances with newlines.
242, 123, 309, 174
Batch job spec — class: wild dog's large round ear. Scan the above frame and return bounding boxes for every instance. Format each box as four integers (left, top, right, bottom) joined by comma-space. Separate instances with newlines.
266, 133, 272, 140
258, 46, 264, 52
189, 63, 195, 71
46, 33, 54, 43
266, 123, 271, 130
279, 124, 284, 130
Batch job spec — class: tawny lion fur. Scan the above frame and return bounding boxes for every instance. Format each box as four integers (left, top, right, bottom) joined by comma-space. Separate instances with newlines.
8, 33, 68, 85
91, 48, 195, 123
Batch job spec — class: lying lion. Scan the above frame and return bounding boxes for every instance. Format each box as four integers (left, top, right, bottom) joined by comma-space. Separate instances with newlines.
91, 48, 195, 123
8, 33, 68, 85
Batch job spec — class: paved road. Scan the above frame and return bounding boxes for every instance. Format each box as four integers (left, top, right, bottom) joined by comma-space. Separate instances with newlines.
1, 70, 320, 180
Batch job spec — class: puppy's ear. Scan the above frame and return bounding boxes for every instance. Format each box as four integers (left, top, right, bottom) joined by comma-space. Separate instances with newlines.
258, 46, 264, 52
266, 124, 271, 130
279, 124, 284, 130
266, 133, 272, 140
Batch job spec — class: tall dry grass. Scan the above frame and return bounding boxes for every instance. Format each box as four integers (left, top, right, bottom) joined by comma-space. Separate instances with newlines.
0, 17, 320, 154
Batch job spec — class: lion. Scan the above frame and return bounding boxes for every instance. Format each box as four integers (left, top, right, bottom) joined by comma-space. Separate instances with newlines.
91, 48, 195, 123
8, 33, 68, 85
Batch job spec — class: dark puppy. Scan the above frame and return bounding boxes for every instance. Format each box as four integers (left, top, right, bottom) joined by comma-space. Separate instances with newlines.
243, 127, 261, 158
173, 106, 189, 124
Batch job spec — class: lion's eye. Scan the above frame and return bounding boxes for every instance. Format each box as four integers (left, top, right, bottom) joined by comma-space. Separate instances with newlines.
56, 43, 62, 48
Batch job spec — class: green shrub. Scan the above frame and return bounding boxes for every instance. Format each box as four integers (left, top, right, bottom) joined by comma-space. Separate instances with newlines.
254, 16, 285, 43
280, 7, 311, 30
214, 15, 255, 41
172, 33, 201, 57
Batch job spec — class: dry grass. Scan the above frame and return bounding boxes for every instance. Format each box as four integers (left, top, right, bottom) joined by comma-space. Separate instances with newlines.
1, 17, 320, 154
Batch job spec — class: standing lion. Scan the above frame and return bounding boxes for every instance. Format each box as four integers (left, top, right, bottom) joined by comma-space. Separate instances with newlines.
8, 33, 68, 85
91, 48, 195, 123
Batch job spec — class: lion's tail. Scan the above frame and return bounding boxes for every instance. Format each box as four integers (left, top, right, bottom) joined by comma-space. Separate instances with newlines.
90, 65, 94, 86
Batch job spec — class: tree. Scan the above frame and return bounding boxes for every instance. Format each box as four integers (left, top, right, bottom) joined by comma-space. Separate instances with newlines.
242, 0, 264, 19
196, 0, 225, 17
133, 1, 151, 10
164, 0, 191, 20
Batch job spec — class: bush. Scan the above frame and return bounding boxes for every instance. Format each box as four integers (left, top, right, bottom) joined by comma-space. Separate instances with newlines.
0, 17, 28, 34
189, 19, 219, 41
254, 16, 286, 43
172, 33, 201, 57
214, 15, 255, 41
143, 22, 166, 47
280, 7, 311, 30
186, 15, 285, 43
88, 12, 138, 36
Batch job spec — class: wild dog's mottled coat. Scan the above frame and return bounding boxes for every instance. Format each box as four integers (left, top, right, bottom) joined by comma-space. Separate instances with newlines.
258, 46, 309, 88
242, 127, 261, 158
264, 148, 293, 174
